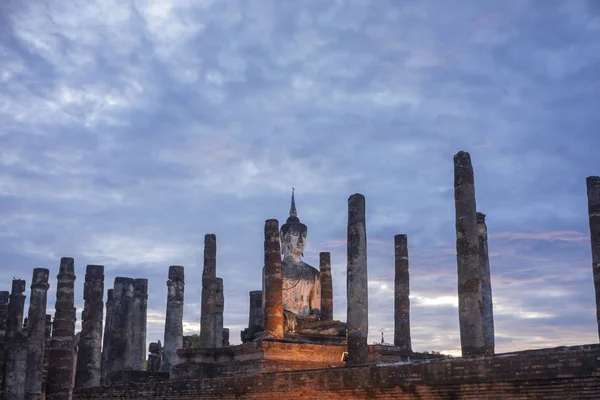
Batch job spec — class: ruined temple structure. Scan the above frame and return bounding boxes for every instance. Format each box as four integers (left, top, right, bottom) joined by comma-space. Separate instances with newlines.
587, 176, 600, 339
147, 342, 163, 372
453, 151, 494, 357
46, 258, 77, 400
199, 234, 225, 349
2, 150, 600, 399
162, 266, 184, 372
101, 277, 148, 383
75, 265, 104, 389
394, 234, 411, 352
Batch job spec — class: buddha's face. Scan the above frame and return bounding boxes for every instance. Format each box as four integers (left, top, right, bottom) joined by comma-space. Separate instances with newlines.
282, 228, 307, 258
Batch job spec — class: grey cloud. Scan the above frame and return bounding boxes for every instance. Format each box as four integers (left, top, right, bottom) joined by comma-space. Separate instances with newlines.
1, 0, 598, 352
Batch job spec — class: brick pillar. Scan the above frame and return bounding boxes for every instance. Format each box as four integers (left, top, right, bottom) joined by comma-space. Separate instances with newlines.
162, 266, 184, 372
4, 279, 27, 400
132, 278, 148, 370
248, 290, 263, 328
75, 265, 104, 388
42, 314, 52, 396
319, 252, 333, 321
477, 213, 495, 354
0, 291, 9, 399
453, 151, 486, 357
393, 234, 411, 352
147, 342, 162, 372
347, 193, 369, 365
263, 219, 284, 339
106, 278, 135, 381
46, 258, 77, 400
214, 277, 224, 349
200, 234, 217, 348
100, 289, 113, 384
25, 268, 50, 400
222, 328, 230, 347
587, 176, 600, 340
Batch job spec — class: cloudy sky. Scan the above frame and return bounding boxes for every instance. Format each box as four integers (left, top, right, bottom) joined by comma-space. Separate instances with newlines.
1, 0, 599, 357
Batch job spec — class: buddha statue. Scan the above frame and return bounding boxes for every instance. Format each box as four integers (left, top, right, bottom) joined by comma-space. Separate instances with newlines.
279, 190, 321, 331
246, 190, 345, 343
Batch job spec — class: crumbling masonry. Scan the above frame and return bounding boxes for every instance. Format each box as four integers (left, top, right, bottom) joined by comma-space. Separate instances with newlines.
0, 151, 599, 400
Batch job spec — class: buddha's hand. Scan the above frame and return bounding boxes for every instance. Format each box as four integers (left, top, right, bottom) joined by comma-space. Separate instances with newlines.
283, 309, 297, 332
302, 314, 319, 322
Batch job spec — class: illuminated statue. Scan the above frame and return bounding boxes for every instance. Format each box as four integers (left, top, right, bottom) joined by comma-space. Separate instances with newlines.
279, 190, 321, 330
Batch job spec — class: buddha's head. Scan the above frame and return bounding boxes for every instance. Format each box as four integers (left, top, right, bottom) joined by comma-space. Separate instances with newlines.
280, 189, 307, 261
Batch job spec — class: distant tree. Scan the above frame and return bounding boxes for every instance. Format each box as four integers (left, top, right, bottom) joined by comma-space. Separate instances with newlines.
422, 350, 453, 359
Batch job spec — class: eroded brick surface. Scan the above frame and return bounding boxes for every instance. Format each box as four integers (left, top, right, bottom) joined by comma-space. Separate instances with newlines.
74, 344, 600, 399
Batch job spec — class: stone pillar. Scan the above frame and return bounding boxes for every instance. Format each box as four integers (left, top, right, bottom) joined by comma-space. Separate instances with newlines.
319, 252, 333, 321
200, 234, 224, 349
74, 265, 104, 388
222, 328, 230, 347
25, 268, 50, 400
46, 258, 77, 400
162, 266, 184, 372
42, 314, 52, 396
477, 213, 495, 354
147, 342, 162, 372
200, 234, 217, 348
132, 278, 148, 370
453, 151, 487, 357
4, 279, 27, 400
587, 176, 600, 340
106, 277, 135, 379
214, 277, 224, 348
248, 290, 263, 328
263, 219, 284, 339
100, 289, 113, 384
0, 291, 10, 398
347, 193, 369, 365
393, 234, 411, 352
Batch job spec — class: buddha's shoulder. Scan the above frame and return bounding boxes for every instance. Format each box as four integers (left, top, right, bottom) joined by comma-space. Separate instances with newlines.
282, 261, 321, 278
300, 262, 321, 279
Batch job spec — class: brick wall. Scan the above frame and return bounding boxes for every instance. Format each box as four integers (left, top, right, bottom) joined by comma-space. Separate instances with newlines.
74, 343, 600, 399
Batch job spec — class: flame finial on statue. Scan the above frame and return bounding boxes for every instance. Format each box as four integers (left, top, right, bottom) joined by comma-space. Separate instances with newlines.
289, 187, 297, 218
281, 187, 306, 233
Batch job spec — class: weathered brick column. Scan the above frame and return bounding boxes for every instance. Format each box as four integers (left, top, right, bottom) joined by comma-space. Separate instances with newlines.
453, 151, 486, 357
42, 314, 52, 396
200, 234, 218, 347
132, 278, 148, 370
263, 219, 284, 339
105, 278, 135, 382
248, 290, 263, 328
214, 277, 224, 348
4, 279, 27, 400
0, 292, 9, 337
347, 193, 369, 365
394, 234, 411, 352
587, 176, 600, 340
320, 252, 333, 321
147, 342, 162, 372
0, 290, 10, 398
25, 268, 50, 400
162, 266, 184, 372
46, 258, 77, 400
100, 289, 113, 384
74, 265, 104, 388
477, 212, 495, 354
222, 328, 230, 346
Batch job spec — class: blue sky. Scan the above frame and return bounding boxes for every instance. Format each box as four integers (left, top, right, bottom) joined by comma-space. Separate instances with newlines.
1, 0, 599, 356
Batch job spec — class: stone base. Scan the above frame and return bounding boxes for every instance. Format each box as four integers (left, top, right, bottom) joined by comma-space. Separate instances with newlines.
172, 340, 346, 380
73, 344, 600, 400
172, 340, 417, 380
